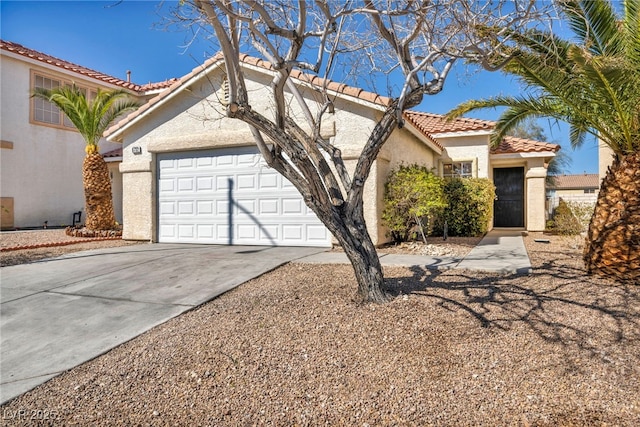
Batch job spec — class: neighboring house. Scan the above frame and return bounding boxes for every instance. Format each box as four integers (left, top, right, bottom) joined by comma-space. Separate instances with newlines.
0, 40, 174, 229
104, 54, 559, 247
547, 173, 600, 216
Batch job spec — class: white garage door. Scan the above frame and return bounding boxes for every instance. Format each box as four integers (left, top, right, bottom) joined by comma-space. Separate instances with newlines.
157, 147, 331, 247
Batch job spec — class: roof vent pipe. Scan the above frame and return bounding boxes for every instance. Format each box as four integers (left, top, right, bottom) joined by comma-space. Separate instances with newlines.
126, 70, 131, 83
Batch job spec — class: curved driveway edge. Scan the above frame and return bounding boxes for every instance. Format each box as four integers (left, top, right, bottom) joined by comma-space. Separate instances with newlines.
0, 244, 324, 404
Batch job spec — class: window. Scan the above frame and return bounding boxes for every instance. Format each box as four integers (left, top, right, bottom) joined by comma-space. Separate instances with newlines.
33, 74, 61, 125
443, 161, 474, 178
31, 71, 95, 129
584, 188, 596, 194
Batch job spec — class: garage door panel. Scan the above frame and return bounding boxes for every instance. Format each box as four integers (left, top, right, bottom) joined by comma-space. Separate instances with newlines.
177, 201, 194, 215
196, 177, 213, 191
260, 225, 279, 242
159, 158, 176, 171
196, 224, 214, 238
216, 176, 230, 190
178, 224, 194, 238
237, 153, 257, 166
236, 199, 256, 215
157, 147, 330, 247
177, 177, 194, 192
259, 199, 279, 215
282, 225, 303, 242
282, 198, 304, 215
159, 201, 175, 215
177, 158, 194, 168
259, 173, 278, 189
196, 157, 213, 167
196, 201, 214, 215
216, 200, 229, 215
282, 179, 295, 189
159, 178, 175, 193
237, 174, 256, 189
307, 225, 330, 242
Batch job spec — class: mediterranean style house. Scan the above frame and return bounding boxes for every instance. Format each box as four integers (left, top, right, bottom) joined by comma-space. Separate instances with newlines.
1, 40, 559, 245
104, 54, 559, 247
0, 40, 175, 229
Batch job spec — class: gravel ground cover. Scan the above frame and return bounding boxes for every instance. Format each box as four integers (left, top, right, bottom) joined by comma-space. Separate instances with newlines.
0, 229, 143, 267
1, 232, 638, 426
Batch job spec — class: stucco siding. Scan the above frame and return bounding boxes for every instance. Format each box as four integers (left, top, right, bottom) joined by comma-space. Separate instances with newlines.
116, 64, 441, 245
437, 135, 490, 178
0, 53, 127, 228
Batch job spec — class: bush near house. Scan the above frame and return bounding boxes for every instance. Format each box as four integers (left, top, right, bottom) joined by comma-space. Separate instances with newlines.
434, 178, 495, 237
548, 199, 595, 235
382, 165, 447, 243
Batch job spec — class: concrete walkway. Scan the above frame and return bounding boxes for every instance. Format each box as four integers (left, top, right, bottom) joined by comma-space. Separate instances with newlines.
0, 230, 529, 404
0, 244, 324, 404
296, 229, 531, 274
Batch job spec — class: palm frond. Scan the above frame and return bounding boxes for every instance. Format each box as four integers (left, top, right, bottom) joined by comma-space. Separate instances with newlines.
449, 0, 640, 156
561, 0, 621, 56
32, 86, 140, 149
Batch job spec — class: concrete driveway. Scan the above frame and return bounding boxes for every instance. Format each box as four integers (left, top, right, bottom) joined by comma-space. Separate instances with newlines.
0, 243, 324, 404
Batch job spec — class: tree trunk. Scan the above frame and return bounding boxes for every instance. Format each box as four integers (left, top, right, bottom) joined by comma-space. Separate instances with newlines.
583, 151, 640, 284
319, 207, 390, 304
82, 153, 116, 231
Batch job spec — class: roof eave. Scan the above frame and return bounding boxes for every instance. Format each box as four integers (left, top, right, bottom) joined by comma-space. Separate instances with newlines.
431, 130, 494, 138
490, 150, 558, 159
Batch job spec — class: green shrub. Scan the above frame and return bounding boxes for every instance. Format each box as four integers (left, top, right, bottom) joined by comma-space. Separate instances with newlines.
382, 165, 447, 243
550, 199, 593, 235
434, 178, 495, 237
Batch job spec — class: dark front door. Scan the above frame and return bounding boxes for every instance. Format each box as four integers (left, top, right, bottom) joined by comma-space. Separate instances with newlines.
493, 167, 524, 227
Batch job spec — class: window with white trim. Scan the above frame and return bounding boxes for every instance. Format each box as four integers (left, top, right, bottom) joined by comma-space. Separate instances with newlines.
443, 161, 474, 178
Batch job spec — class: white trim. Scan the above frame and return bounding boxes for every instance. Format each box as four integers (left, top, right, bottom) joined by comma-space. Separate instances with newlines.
491, 151, 557, 160
104, 156, 122, 163
431, 130, 493, 138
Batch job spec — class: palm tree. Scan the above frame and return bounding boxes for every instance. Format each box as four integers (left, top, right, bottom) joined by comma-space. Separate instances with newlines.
448, 0, 640, 283
32, 86, 139, 231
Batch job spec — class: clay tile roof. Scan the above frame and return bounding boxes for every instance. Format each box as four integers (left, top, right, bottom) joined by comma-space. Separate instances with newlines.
140, 78, 180, 91
102, 147, 123, 158
403, 111, 494, 133
403, 111, 560, 154
1, 39, 173, 94
492, 136, 560, 154
547, 173, 599, 189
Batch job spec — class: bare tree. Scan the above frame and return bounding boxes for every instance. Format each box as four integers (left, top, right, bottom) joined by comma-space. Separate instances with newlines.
183, 0, 550, 303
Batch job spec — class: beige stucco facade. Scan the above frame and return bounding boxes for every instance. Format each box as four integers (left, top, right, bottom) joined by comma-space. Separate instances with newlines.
0, 48, 137, 228
107, 57, 556, 245
109, 62, 438, 245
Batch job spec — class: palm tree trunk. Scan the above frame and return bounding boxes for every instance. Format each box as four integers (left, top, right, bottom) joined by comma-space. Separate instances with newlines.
82, 153, 116, 231
584, 151, 640, 283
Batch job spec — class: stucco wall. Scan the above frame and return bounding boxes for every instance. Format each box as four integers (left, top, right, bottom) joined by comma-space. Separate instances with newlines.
437, 134, 490, 178
116, 65, 437, 245
598, 140, 614, 181
0, 52, 128, 228
525, 159, 547, 231
107, 161, 123, 224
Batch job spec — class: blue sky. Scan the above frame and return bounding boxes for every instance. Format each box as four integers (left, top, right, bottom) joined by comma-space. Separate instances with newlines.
1, 0, 600, 174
